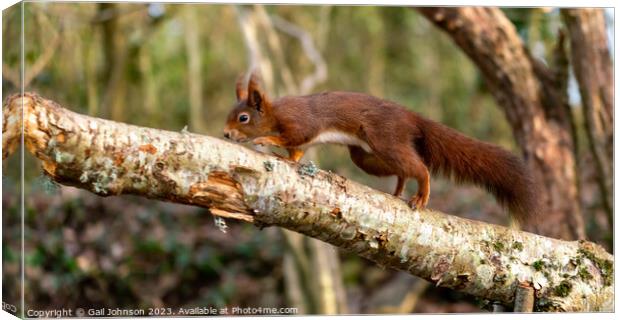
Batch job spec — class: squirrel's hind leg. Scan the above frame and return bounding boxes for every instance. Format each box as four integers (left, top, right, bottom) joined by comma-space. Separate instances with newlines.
369, 144, 431, 210
348, 146, 394, 176
407, 168, 430, 210
394, 176, 406, 197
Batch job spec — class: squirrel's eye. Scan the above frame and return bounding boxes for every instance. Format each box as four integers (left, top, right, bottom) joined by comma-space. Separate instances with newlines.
238, 114, 250, 123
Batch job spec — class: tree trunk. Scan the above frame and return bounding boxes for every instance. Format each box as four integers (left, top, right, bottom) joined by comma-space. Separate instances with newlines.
97, 3, 129, 122
561, 8, 613, 230
417, 7, 585, 240
3, 93, 613, 312
183, 7, 206, 133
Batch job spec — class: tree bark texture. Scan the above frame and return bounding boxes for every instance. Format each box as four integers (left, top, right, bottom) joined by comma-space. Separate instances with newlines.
561, 8, 613, 229
2, 93, 613, 311
417, 7, 585, 241
183, 7, 206, 133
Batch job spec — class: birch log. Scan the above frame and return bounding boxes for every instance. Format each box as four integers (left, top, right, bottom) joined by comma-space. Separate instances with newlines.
2, 93, 613, 311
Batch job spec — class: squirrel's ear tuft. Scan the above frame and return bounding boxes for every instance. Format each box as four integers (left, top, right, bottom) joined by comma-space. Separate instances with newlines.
247, 71, 268, 112
251, 90, 263, 111
235, 73, 247, 101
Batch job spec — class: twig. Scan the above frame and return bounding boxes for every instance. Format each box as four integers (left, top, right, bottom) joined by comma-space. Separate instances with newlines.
513, 282, 534, 312
270, 14, 327, 94
3, 10, 62, 88
253, 5, 298, 95
234, 6, 274, 94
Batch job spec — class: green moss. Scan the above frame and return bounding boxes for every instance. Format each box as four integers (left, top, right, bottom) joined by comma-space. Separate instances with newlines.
532, 260, 546, 271
600, 260, 613, 286
578, 248, 597, 263
577, 248, 614, 286
578, 267, 593, 281
553, 280, 572, 297
492, 241, 505, 252
511, 241, 523, 251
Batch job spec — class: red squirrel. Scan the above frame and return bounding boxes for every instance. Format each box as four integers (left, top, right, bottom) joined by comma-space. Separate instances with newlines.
224, 72, 539, 222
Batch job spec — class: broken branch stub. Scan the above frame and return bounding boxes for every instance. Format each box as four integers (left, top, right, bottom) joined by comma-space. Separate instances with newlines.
2, 93, 613, 311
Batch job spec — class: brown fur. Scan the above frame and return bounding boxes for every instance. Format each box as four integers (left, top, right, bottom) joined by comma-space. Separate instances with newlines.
224, 73, 539, 222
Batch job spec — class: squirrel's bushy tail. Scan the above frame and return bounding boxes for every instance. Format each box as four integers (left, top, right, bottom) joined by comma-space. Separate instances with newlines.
416, 118, 539, 222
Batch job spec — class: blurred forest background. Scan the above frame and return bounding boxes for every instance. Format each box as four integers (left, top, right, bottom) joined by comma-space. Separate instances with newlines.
2, 3, 614, 315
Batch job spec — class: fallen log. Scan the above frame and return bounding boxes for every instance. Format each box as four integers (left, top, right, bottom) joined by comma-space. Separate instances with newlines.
2, 93, 613, 311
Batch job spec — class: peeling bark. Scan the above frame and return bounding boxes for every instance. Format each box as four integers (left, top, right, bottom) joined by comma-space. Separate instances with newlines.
2, 93, 613, 311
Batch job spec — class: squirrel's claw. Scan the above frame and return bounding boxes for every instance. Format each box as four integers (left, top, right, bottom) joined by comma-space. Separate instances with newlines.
408, 195, 427, 211
407, 199, 418, 210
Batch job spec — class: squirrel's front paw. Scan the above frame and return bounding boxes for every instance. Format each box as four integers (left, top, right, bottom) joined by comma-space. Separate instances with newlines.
252, 137, 271, 146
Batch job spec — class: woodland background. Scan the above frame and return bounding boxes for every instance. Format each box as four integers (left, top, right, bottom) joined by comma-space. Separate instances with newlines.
2, 3, 614, 314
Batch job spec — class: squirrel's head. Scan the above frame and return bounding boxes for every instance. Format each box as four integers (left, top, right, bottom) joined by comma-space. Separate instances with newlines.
224, 72, 275, 142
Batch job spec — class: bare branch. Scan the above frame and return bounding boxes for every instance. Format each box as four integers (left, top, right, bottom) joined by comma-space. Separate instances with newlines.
24, 15, 62, 87
253, 5, 299, 95
234, 6, 275, 94
2, 62, 20, 88
3, 10, 61, 88
270, 15, 327, 94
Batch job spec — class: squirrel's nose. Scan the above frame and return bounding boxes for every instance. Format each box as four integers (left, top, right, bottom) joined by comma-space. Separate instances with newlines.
224, 132, 231, 139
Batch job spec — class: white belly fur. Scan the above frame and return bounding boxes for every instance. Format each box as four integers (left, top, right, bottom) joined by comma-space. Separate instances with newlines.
304, 130, 372, 152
